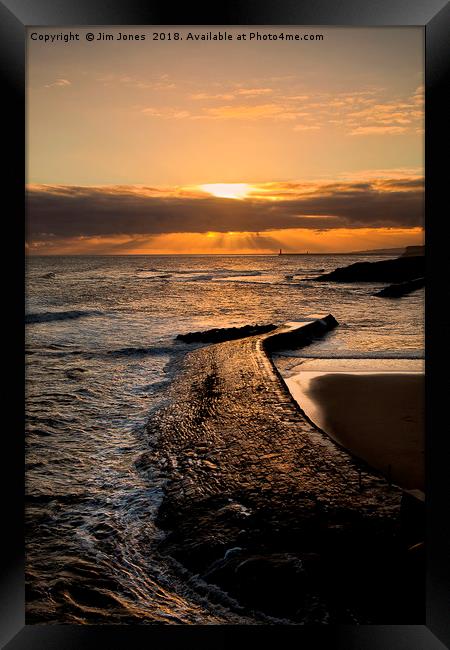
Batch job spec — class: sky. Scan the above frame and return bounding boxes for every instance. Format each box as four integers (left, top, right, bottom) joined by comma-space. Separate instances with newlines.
27, 26, 424, 254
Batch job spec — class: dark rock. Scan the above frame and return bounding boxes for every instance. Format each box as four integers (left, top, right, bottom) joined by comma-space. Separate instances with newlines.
311, 255, 424, 283
197, 546, 328, 618
177, 323, 277, 343
402, 245, 425, 257
264, 314, 338, 352
374, 277, 425, 298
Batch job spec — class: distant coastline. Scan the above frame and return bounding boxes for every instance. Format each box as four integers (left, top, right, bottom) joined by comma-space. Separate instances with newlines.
26, 247, 423, 258
277, 245, 424, 257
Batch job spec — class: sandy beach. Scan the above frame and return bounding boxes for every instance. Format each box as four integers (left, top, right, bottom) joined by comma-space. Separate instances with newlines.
286, 370, 424, 491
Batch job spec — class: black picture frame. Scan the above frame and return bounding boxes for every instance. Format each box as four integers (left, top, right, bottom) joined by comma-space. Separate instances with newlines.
3, 1, 449, 648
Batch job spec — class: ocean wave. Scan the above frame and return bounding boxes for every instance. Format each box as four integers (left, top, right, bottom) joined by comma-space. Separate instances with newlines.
27, 344, 178, 360
174, 268, 262, 276
138, 273, 172, 279
26, 342, 81, 354
137, 269, 264, 282
292, 269, 326, 275
106, 346, 174, 358
26, 310, 103, 324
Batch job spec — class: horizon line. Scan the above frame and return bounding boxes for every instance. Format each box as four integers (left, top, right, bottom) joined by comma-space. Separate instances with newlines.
25, 249, 418, 258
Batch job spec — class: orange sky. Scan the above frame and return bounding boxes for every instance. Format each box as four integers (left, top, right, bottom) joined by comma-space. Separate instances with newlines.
27, 27, 424, 254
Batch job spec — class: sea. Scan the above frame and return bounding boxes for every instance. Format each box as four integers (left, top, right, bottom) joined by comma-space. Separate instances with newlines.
25, 254, 424, 624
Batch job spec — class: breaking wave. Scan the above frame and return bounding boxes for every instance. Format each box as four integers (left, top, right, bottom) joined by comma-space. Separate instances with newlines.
26, 310, 104, 324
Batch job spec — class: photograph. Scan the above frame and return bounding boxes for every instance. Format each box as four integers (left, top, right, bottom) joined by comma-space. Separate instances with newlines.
25, 25, 426, 626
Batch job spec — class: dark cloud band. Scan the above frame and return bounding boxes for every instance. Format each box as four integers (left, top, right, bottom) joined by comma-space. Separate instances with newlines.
27, 180, 424, 240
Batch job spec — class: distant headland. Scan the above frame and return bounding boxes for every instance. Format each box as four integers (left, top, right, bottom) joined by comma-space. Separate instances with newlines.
277, 245, 424, 257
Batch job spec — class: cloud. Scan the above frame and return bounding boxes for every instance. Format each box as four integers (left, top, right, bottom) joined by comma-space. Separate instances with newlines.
137, 85, 423, 134
44, 79, 71, 88
189, 92, 235, 100
192, 103, 312, 121
293, 124, 320, 132
199, 103, 285, 120
142, 107, 191, 119
27, 178, 424, 245
97, 73, 176, 91
236, 88, 273, 96
349, 125, 408, 135
190, 88, 273, 100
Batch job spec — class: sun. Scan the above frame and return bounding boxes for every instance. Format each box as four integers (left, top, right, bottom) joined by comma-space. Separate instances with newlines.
199, 183, 253, 200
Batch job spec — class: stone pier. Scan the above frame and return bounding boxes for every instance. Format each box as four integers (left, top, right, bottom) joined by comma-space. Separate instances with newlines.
148, 316, 424, 623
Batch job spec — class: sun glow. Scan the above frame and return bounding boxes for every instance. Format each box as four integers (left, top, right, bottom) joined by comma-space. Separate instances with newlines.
199, 183, 253, 200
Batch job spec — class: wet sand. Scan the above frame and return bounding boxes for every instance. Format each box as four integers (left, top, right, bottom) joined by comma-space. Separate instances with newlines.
286, 372, 424, 491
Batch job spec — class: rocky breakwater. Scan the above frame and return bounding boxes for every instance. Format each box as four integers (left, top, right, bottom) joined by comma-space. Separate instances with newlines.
310, 254, 424, 284
310, 254, 425, 299
177, 323, 277, 344
374, 277, 425, 298
147, 316, 424, 623
311, 252, 425, 298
